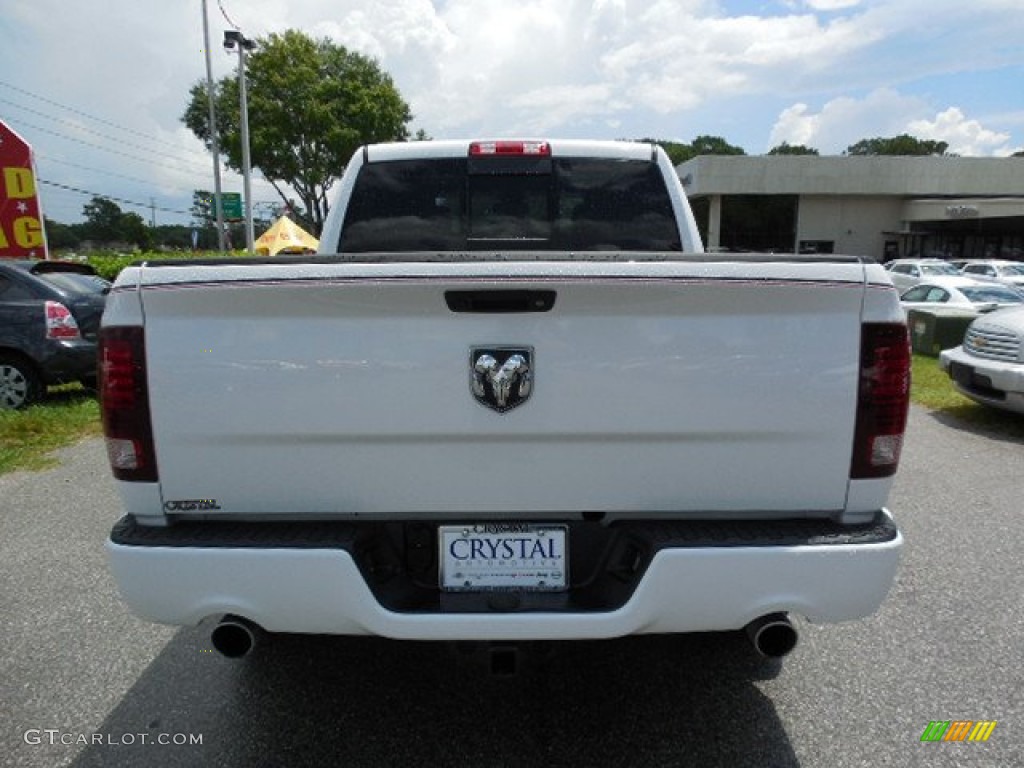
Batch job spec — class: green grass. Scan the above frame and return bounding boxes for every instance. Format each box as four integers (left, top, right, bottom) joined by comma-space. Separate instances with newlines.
1, 355, 1020, 477
0, 386, 101, 474
910, 353, 1024, 439
911, 353, 972, 410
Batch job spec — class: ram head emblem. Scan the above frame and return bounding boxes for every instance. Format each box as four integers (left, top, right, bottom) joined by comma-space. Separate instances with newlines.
470, 347, 533, 413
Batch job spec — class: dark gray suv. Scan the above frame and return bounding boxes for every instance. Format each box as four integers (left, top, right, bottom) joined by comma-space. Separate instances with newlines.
0, 260, 110, 409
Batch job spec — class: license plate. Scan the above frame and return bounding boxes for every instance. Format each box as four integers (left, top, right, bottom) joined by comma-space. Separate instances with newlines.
439, 524, 568, 592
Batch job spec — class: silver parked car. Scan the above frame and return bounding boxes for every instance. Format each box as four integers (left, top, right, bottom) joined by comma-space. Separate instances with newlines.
900, 277, 1024, 314
959, 260, 1024, 289
940, 306, 1024, 414
885, 259, 961, 292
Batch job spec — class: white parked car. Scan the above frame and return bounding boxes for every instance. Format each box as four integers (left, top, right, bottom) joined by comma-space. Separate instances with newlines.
940, 306, 1024, 414
949, 259, 984, 272
900, 277, 1024, 314
959, 260, 1024, 289
885, 259, 961, 292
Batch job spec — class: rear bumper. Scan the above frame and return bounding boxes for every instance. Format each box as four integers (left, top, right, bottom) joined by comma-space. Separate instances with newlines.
107, 512, 902, 641
36, 339, 97, 384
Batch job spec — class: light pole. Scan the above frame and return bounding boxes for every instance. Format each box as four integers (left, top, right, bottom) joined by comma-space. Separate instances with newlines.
224, 29, 256, 254
200, 0, 226, 251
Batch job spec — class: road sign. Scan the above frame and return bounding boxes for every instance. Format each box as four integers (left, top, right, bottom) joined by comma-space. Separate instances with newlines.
221, 192, 242, 221
0, 120, 47, 258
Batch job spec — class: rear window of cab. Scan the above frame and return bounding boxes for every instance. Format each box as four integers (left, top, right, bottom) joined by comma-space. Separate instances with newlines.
337, 156, 681, 253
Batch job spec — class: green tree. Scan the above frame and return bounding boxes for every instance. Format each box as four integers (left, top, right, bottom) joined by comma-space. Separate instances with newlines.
119, 212, 153, 251
81, 197, 124, 242
689, 135, 746, 157
190, 189, 215, 229
183, 29, 413, 235
78, 197, 153, 249
43, 217, 78, 249
152, 224, 193, 250
768, 142, 819, 156
845, 134, 949, 156
642, 139, 692, 165
643, 136, 746, 165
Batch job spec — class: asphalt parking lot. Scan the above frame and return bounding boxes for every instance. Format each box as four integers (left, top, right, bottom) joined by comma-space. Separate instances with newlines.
1, 405, 1021, 767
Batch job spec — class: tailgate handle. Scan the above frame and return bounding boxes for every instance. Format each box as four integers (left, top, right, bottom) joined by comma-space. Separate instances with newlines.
445, 290, 556, 313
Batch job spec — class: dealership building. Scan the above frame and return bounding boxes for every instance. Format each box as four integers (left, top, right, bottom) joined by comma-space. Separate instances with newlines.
676, 156, 1024, 262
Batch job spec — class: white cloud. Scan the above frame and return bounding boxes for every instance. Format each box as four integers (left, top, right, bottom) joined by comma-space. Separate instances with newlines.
770, 104, 819, 148
769, 89, 928, 153
803, 0, 861, 10
782, 0, 862, 8
770, 92, 1018, 156
283, 0, 886, 136
908, 108, 1016, 157
506, 85, 628, 135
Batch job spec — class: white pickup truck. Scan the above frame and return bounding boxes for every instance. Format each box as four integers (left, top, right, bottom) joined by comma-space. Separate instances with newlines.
101, 140, 909, 665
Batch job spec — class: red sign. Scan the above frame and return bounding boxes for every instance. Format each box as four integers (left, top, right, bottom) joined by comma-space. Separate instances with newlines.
0, 119, 47, 258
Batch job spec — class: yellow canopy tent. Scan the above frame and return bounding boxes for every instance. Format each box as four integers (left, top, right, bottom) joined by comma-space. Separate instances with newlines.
254, 216, 319, 256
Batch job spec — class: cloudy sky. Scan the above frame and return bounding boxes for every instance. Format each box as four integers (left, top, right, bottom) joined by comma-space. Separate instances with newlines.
2, 0, 1022, 226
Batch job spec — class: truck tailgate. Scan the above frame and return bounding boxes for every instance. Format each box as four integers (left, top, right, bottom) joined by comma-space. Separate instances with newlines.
139, 260, 866, 518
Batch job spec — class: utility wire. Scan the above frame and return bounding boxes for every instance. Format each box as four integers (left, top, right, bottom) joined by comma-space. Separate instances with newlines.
2, 107, 214, 176
0, 79, 194, 155
40, 178, 279, 223
2, 79, 288, 222
4, 115, 217, 180
217, 0, 242, 31
37, 154, 196, 194
38, 179, 192, 217
9, 115, 281, 197
0, 95, 214, 170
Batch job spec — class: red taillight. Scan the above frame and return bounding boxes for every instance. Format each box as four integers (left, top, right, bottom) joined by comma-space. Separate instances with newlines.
45, 301, 81, 340
851, 323, 911, 479
99, 326, 158, 482
469, 140, 550, 156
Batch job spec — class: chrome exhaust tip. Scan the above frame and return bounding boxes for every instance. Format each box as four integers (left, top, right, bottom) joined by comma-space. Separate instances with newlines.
745, 613, 798, 659
211, 615, 260, 658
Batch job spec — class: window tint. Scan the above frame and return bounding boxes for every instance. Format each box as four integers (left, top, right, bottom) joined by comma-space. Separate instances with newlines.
0, 274, 35, 300
469, 173, 551, 241
901, 286, 928, 301
553, 158, 679, 251
921, 263, 960, 276
960, 285, 1024, 303
338, 157, 680, 253
338, 158, 467, 252
36, 271, 110, 296
966, 265, 996, 276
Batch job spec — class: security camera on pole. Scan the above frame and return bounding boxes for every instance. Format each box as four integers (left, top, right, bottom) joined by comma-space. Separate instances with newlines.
224, 29, 256, 254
